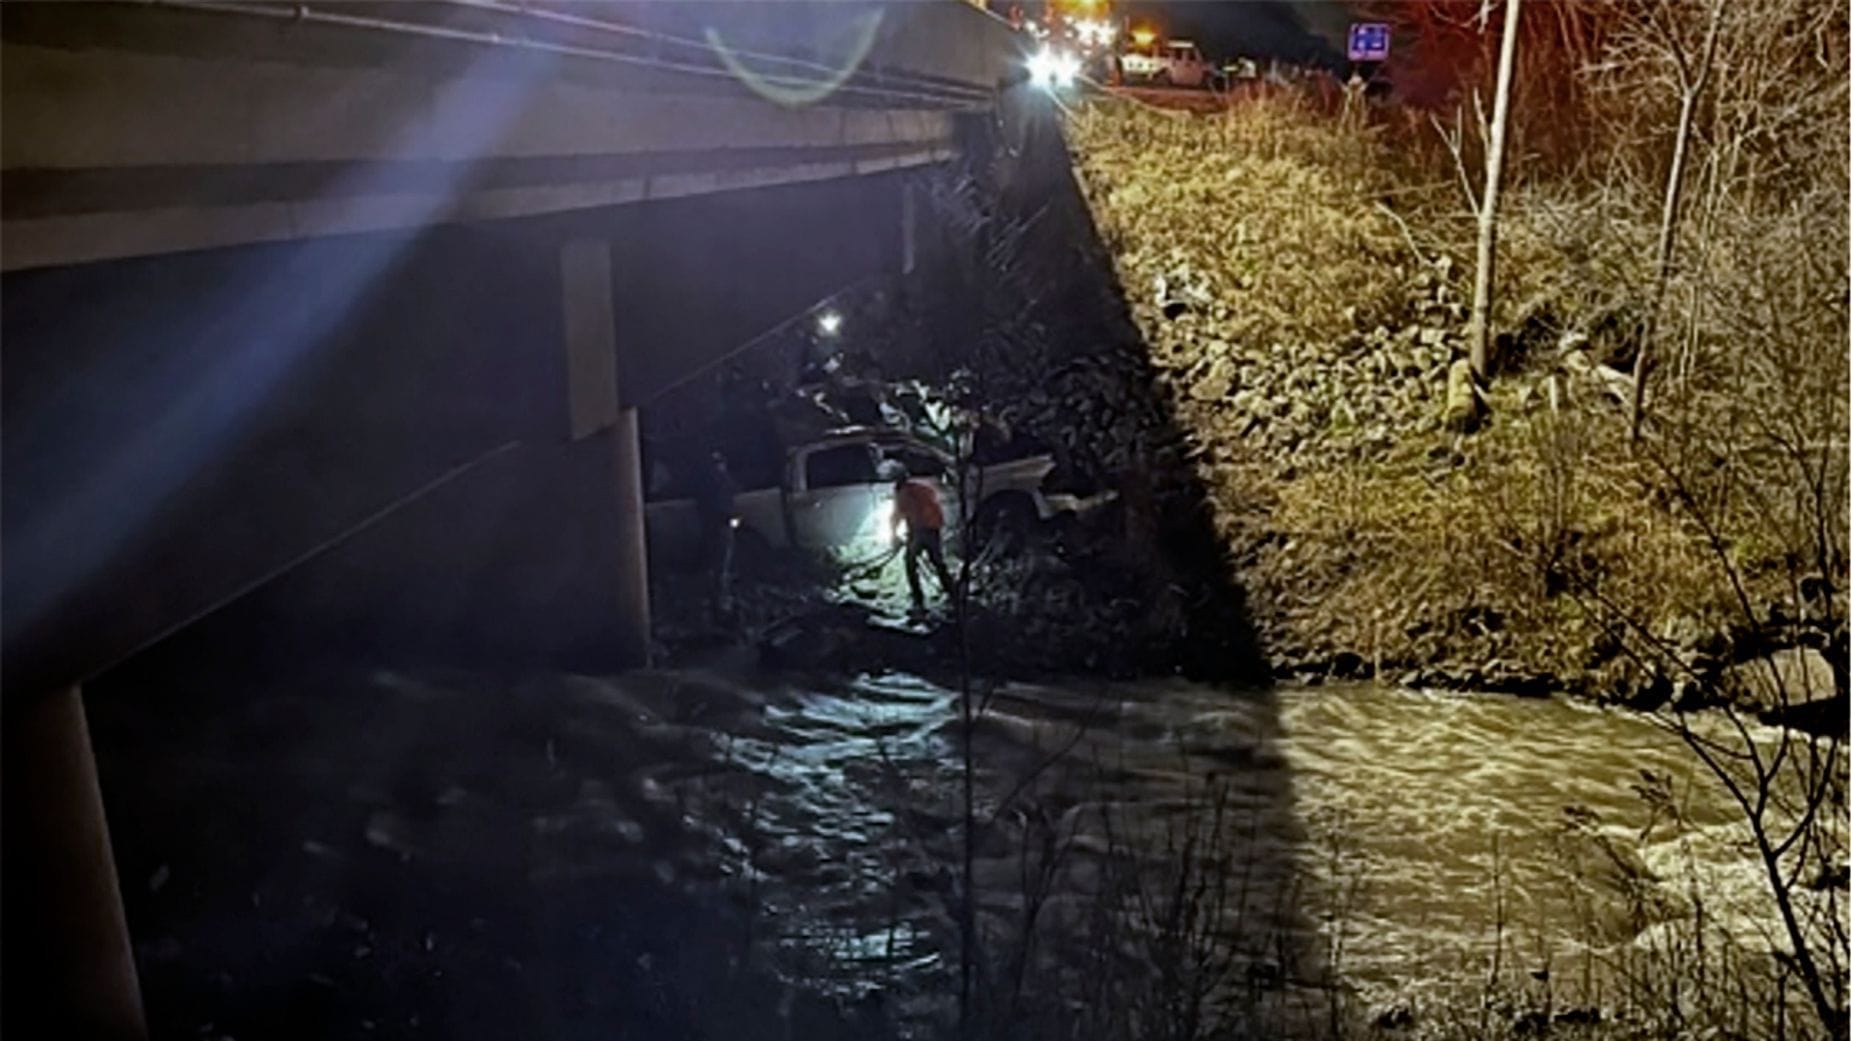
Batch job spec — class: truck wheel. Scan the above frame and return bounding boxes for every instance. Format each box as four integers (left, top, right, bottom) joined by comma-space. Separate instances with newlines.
1153, 69, 1172, 87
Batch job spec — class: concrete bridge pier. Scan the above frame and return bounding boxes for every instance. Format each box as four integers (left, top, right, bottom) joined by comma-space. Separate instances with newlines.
901, 182, 919, 277
2, 687, 147, 1039
611, 409, 650, 667
559, 238, 651, 668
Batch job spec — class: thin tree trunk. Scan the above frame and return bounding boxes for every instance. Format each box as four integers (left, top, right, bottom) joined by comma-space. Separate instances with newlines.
1468, 0, 1522, 381
1629, 0, 1727, 441
956, 438, 977, 1037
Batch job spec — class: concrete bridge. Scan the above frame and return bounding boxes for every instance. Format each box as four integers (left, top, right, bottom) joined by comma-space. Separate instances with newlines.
0, 2, 1050, 1032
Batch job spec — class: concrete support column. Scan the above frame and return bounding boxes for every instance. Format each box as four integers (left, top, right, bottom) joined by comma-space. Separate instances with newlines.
900, 181, 918, 276
610, 405, 650, 667
560, 238, 651, 667
2, 687, 147, 1039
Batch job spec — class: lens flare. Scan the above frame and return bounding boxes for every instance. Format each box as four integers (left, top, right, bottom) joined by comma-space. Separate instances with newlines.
1074, 18, 1116, 48
704, 9, 883, 109
1028, 47, 1081, 91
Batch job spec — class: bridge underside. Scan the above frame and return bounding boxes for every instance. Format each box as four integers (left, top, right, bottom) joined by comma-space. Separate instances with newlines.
3, 169, 920, 693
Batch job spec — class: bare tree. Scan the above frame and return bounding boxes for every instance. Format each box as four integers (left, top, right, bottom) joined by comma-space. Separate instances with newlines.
1496, 0, 1849, 1030
1626, 0, 1728, 441
1467, 0, 1522, 380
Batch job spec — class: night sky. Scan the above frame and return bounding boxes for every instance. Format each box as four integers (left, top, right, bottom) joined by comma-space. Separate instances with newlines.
1117, 1, 1355, 66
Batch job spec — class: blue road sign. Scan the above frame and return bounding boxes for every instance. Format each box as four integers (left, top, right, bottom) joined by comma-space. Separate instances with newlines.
1347, 22, 1391, 62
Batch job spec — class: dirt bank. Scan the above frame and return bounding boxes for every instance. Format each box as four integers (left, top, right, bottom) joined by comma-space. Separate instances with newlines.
1067, 95, 1848, 713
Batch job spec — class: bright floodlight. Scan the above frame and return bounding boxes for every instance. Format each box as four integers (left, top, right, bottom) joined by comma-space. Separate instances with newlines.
817, 309, 843, 336
1028, 47, 1080, 91
1075, 18, 1116, 48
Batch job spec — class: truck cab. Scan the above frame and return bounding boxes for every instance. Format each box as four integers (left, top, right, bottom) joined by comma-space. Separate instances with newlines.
1119, 38, 1211, 88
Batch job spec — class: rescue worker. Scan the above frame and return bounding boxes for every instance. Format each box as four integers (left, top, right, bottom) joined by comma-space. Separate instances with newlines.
888, 463, 955, 615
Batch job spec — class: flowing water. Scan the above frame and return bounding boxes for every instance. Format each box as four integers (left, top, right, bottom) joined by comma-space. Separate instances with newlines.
679, 671, 1798, 1011
94, 660, 1837, 1037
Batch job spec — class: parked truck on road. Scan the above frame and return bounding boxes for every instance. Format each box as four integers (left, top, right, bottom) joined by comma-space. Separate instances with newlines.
1117, 37, 1212, 88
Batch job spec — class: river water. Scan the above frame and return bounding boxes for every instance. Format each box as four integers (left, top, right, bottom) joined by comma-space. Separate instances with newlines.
93, 660, 1840, 1038
694, 670, 1809, 1018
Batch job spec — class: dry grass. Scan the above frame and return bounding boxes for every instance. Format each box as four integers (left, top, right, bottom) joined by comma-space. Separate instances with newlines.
1068, 93, 1846, 695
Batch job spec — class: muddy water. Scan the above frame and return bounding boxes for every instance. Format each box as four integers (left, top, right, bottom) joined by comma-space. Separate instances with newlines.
605, 669, 1784, 1011
93, 662, 1816, 1037
1272, 685, 1767, 998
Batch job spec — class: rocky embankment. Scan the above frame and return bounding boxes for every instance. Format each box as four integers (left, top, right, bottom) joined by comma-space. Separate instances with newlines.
1068, 98, 1847, 721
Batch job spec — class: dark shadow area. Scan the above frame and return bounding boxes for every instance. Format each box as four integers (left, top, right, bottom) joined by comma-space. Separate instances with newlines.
1, 170, 905, 690
85, 652, 902, 1041
950, 91, 1273, 684
86, 654, 1320, 1039
636, 95, 1274, 685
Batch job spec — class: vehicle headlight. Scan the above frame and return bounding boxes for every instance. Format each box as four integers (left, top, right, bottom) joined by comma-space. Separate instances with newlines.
1028, 47, 1081, 91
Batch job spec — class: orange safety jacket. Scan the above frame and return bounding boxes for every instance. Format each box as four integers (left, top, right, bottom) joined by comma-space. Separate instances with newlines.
892, 479, 946, 533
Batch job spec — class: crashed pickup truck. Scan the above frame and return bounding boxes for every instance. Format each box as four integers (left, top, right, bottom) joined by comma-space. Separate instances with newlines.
645, 427, 1103, 563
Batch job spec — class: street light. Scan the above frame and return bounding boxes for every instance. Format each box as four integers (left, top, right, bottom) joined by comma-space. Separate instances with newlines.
817, 309, 843, 337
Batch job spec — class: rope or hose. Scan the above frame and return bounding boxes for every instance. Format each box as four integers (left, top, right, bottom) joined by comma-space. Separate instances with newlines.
839, 542, 904, 582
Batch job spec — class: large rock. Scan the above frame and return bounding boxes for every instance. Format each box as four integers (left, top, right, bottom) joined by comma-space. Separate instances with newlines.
1659, 614, 1728, 658
1190, 359, 1234, 401
1442, 359, 1482, 433
1727, 648, 1839, 712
